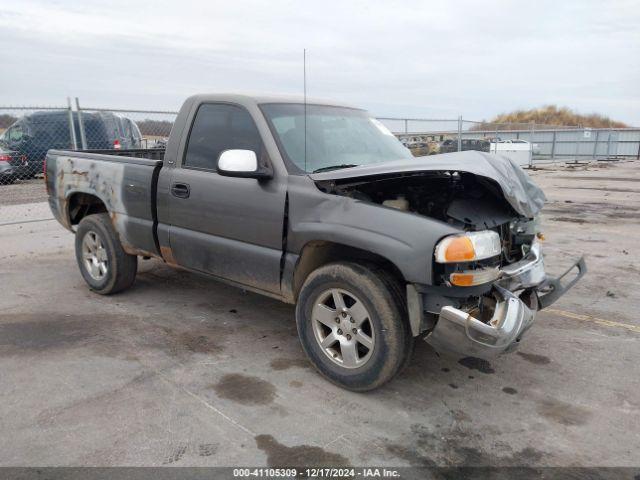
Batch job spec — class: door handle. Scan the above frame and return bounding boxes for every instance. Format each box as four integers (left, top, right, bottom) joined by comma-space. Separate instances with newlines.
171, 182, 190, 199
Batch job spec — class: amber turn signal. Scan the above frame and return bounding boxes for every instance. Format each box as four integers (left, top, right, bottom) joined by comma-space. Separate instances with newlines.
450, 267, 501, 287
450, 272, 475, 286
435, 231, 501, 264
443, 236, 475, 262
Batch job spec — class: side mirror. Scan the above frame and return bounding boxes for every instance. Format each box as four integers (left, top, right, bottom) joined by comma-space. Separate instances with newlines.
217, 149, 272, 179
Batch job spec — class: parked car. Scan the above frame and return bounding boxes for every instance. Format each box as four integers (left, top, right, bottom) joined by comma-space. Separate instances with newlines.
407, 141, 431, 157
0, 111, 142, 177
400, 135, 440, 156
147, 137, 168, 149
439, 138, 490, 154
46, 93, 586, 391
0, 144, 28, 184
424, 135, 441, 155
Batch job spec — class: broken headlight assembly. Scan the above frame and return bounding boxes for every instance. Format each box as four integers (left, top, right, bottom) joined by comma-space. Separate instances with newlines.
434, 231, 502, 287
435, 231, 501, 263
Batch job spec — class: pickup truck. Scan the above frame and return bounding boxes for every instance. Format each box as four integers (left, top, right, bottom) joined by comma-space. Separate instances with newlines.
46, 94, 586, 391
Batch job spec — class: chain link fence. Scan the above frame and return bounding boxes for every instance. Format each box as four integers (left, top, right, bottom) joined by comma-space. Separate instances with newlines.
381, 117, 639, 165
0, 100, 177, 225
75, 104, 177, 151
1, 100, 638, 225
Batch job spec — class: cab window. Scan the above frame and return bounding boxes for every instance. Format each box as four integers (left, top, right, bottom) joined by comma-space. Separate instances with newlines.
8, 125, 24, 142
183, 103, 263, 171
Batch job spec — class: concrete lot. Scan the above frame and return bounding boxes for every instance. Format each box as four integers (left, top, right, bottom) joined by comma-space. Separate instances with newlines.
0, 178, 47, 207
0, 160, 639, 467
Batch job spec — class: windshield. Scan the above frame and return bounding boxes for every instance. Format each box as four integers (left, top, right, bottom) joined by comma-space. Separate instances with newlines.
261, 103, 412, 173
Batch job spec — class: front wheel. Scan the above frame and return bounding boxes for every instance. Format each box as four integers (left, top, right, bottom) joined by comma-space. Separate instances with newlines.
296, 262, 413, 391
75, 213, 137, 295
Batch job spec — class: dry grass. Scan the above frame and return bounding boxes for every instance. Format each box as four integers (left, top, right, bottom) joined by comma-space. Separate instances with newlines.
478, 105, 628, 129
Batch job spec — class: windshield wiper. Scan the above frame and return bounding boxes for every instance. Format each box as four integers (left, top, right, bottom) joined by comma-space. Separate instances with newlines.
312, 164, 359, 173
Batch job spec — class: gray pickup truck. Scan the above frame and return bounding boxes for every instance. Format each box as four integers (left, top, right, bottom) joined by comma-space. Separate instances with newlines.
46, 94, 585, 391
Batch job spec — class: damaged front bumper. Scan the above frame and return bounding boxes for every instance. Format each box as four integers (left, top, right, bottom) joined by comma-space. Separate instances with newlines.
427, 285, 535, 359
423, 243, 586, 360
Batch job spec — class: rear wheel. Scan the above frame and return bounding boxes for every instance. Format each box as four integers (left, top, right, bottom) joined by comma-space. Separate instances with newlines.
296, 262, 412, 391
75, 213, 137, 294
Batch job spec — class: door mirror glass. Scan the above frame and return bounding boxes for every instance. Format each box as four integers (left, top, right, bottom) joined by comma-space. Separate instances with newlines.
217, 149, 271, 179
218, 149, 258, 172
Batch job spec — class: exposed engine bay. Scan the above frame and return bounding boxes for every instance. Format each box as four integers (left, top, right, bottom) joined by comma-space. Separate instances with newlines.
315, 171, 539, 269
317, 171, 514, 227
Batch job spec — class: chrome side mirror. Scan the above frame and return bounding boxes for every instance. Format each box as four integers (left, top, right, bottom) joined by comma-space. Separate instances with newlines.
217, 149, 272, 179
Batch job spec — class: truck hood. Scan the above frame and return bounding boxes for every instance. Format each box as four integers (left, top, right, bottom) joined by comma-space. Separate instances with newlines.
309, 150, 546, 218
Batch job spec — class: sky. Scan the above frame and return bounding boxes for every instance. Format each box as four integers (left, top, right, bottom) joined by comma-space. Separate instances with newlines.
0, 0, 638, 125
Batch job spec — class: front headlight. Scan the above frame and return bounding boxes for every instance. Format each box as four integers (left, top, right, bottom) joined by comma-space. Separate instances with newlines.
434, 230, 501, 263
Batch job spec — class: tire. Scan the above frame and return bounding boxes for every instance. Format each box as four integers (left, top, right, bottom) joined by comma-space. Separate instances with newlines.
75, 213, 137, 295
295, 262, 413, 391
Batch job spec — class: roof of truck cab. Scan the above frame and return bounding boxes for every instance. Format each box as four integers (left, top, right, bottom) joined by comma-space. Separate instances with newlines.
186, 93, 362, 110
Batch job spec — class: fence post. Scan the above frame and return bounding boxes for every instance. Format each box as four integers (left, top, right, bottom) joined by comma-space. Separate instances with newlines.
75, 97, 87, 150
551, 130, 556, 160
592, 129, 599, 159
577, 127, 584, 162
529, 122, 534, 167
66, 97, 78, 150
404, 119, 408, 134
457, 116, 462, 152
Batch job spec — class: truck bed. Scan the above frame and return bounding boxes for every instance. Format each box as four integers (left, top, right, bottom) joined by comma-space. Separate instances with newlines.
82, 147, 167, 161
45, 148, 165, 257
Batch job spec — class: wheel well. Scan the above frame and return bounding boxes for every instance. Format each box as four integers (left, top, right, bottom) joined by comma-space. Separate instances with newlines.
67, 193, 108, 225
293, 241, 406, 301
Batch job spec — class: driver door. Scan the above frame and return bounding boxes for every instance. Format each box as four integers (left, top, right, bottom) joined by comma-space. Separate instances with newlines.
167, 103, 287, 295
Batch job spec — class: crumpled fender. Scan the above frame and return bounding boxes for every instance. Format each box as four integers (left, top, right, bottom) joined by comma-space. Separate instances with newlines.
286, 175, 461, 285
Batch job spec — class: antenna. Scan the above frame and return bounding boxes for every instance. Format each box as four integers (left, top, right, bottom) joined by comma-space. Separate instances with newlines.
303, 48, 307, 172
